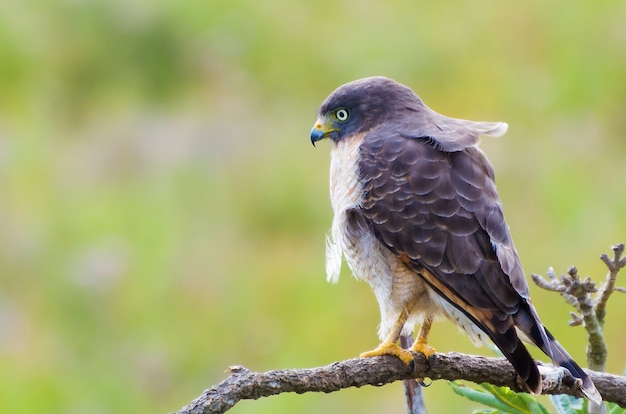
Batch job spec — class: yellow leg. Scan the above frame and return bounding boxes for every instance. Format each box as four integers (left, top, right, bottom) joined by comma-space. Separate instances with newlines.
360, 308, 414, 365
410, 317, 436, 357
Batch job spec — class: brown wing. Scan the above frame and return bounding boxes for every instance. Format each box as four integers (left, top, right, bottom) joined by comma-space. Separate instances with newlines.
357, 130, 543, 391
358, 130, 601, 401
359, 131, 527, 306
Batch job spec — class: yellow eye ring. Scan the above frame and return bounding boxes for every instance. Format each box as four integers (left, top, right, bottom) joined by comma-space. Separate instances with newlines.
335, 108, 349, 122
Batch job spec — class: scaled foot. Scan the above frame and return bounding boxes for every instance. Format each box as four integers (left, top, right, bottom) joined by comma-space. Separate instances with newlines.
410, 339, 436, 358
360, 342, 415, 365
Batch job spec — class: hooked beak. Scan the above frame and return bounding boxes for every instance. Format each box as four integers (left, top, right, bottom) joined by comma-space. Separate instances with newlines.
310, 117, 331, 147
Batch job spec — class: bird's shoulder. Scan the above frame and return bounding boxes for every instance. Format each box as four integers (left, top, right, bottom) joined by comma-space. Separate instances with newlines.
356, 131, 511, 274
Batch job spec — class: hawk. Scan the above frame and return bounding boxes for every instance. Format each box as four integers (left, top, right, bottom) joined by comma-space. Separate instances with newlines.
310, 76, 600, 402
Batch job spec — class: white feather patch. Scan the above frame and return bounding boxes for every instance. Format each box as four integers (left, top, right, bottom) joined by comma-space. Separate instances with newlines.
325, 232, 342, 284
324, 135, 364, 284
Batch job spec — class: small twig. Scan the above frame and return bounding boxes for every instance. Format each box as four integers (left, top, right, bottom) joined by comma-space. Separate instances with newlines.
562, 266, 598, 319
531, 268, 580, 310
568, 312, 583, 327
595, 244, 626, 325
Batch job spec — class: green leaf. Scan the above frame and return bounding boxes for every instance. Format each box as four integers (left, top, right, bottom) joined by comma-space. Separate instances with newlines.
550, 394, 585, 414
480, 383, 549, 414
607, 402, 626, 414
450, 382, 523, 413
449, 382, 550, 414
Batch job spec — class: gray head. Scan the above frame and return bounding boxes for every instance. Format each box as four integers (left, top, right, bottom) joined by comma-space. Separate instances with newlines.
310, 76, 424, 145
310, 76, 508, 151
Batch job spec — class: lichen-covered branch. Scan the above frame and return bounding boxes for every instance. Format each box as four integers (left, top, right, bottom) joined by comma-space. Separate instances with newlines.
531, 243, 625, 373
596, 244, 626, 325
568, 266, 607, 372
173, 353, 626, 414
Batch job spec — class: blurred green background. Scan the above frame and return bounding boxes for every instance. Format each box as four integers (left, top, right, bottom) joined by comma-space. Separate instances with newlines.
0, 1, 625, 413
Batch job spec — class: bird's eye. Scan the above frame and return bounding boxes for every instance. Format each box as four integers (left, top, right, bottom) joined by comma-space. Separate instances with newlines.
335, 108, 350, 122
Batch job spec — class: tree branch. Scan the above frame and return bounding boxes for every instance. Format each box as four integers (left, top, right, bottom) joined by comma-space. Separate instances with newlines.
174, 352, 626, 414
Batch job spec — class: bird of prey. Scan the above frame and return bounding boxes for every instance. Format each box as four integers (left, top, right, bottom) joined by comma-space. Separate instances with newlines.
310, 76, 600, 403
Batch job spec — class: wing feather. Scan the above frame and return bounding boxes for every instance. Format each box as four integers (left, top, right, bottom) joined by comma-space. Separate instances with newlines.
358, 131, 526, 321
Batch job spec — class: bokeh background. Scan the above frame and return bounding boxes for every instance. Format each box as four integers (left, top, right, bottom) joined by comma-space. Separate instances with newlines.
1, 1, 625, 413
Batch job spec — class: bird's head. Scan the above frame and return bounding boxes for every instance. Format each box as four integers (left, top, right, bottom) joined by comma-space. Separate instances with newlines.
310, 76, 420, 146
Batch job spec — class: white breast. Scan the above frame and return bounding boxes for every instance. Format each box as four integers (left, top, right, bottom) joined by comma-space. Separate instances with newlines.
324, 137, 398, 336
325, 136, 364, 284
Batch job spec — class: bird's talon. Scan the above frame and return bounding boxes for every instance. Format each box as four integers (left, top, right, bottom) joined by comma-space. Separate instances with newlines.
418, 378, 432, 387
360, 343, 415, 365
411, 341, 436, 358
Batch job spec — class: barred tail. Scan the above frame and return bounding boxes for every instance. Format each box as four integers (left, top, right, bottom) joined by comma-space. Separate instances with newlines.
542, 328, 602, 404
515, 305, 602, 404
491, 325, 542, 394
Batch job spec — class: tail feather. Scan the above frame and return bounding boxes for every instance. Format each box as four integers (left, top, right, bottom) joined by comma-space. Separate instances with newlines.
415, 266, 600, 402
491, 325, 542, 394
542, 328, 602, 404
515, 306, 602, 404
